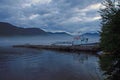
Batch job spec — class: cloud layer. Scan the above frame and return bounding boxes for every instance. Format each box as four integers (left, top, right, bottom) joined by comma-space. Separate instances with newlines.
0, 0, 102, 34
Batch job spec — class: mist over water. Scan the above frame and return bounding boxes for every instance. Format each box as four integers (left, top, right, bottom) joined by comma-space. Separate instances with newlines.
0, 35, 99, 46
0, 35, 72, 46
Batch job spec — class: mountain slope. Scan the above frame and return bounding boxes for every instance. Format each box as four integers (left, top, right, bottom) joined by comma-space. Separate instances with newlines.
0, 22, 46, 36
81, 32, 100, 37
0, 22, 71, 36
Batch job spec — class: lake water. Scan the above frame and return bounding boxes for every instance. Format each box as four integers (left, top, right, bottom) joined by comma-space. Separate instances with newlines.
0, 47, 103, 80
0, 36, 102, 80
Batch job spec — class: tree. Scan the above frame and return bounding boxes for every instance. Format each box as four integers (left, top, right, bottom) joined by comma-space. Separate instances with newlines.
99, 0, 120, 80
100, 0, 120, 53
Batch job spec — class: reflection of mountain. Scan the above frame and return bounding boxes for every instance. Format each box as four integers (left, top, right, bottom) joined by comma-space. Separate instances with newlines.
0, 22, 70, 36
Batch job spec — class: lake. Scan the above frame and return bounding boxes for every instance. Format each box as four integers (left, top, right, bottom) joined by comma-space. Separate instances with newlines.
0, 47, 103, 80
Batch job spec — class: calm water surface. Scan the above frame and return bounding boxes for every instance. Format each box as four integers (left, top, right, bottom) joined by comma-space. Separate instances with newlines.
0, 47, 102, 80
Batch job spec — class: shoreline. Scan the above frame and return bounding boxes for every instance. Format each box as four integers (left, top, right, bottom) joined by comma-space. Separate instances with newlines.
13, 43, 100, 53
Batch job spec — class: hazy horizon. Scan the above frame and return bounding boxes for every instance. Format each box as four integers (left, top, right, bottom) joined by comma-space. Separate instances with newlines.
0, 34, 100, 46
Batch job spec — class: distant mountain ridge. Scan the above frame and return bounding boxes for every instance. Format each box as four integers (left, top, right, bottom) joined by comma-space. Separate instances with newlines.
0, 22, 70, 36
0, 22, 99, 37
0, 22, 46, 36
82, 32, 100, 37
47, 32, 71, 36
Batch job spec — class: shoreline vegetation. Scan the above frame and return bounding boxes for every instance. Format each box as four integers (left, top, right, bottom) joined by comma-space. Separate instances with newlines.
99, 0, 120, 80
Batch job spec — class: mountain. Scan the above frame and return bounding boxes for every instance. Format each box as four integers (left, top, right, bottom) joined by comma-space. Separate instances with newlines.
47, 32, 71, 36
81, 32, 100, 37
0, 22, 70, 36
81, 32, 100, 43
0, 22, 46, 36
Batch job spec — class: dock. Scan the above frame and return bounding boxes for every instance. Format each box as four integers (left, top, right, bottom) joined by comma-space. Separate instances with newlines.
13, 43, 100, 52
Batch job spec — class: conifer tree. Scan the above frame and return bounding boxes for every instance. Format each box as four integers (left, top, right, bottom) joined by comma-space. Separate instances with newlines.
99, 0, 120, 80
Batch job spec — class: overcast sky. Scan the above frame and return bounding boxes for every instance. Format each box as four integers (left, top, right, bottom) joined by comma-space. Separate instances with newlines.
0, 0, 103, 34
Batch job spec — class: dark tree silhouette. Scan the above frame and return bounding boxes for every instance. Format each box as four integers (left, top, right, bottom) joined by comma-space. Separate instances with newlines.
99, 0, 120, 80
